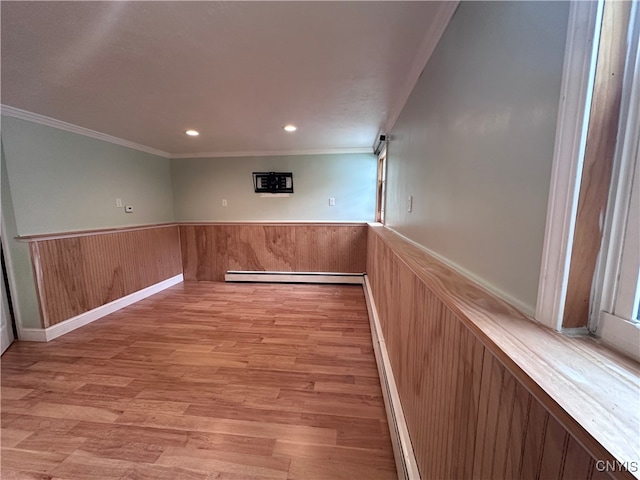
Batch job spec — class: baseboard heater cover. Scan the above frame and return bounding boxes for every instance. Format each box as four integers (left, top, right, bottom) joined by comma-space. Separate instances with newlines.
225, 271, 364, 285
363, 275, 420, 480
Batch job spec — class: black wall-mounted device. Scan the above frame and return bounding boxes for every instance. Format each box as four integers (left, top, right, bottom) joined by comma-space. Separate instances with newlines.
374, 134, 388, 155
252, 172, 294, 194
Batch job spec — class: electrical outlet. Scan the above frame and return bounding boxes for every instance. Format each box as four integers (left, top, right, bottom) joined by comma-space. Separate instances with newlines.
124, 205, 133, 213
329, 197, 335, 206
407, 195, 413, 213
116, 198, 122, 208
222, 199, 228, 207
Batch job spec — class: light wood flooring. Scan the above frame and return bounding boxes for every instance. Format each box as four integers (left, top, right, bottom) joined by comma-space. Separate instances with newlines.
1, 282, 397, 480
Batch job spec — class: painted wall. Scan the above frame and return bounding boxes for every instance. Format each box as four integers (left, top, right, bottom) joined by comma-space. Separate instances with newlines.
385, 1, 569, 314
1, 115, 176, 329
171, 153, 376, 222
1, 140, 41, 329
1, 116, 175, 236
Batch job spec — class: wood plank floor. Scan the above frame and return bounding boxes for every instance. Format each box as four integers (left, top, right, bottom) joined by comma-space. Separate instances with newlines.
1, 282, 397, 480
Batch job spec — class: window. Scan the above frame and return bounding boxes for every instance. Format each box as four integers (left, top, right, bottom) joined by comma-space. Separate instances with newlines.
376, 150, 387, 223
591, 79, 640, 359
537, 0, 640, 360
591, 0, 640, 360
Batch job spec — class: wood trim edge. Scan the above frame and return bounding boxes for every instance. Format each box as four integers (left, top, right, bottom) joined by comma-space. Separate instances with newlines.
381, 225, 534, 317
18, 222, 371, 242
28, 242, 48, 328
17, 223, 178, 242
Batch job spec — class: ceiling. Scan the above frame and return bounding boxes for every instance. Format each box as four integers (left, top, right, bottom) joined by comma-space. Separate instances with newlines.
1, 1, 450, 157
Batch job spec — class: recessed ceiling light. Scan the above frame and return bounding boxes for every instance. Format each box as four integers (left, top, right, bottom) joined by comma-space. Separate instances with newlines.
283, 124, 297, 132
185, 130, 199, 136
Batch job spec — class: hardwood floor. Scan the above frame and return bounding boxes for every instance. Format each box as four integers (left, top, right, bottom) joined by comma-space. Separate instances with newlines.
1, 283, 396, 480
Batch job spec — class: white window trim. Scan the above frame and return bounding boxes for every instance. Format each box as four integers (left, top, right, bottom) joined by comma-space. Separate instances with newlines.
596, 141, 638, 321
536, 0, 603, 331
615, 166, 640, 320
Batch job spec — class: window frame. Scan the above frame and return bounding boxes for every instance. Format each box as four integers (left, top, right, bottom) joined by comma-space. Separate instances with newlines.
591, 6, 640, 359
537, 0, 640, 360
375, 149, 387, 224
535, 0, 604, 331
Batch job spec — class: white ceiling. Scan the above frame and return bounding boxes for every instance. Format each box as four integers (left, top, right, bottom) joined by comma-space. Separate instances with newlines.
1, 1, 451, 157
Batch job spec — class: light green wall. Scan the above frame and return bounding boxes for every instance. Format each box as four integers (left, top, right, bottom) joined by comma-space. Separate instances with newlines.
1, 117, 375, 331
1, 115, 176, 330
2, 116, 175, 236
385, 1, 570, 314
1, 140, 41, 328
171, 153, 376, 222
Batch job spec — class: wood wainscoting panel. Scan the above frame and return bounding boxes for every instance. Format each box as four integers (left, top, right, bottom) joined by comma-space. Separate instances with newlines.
29, 225, 182, 327
180, 223, 367, 282
180, 223, 230, 282
366, 225, 630, 480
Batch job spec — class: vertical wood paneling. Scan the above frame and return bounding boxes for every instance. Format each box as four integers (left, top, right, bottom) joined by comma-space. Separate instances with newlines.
520, 399, 548, 480
539, 415, 570, 480
474, 353, 507, 479
366, 226, 609, 480
454, 326, 485, 479
29, 226, 182, 327
180, 224, 367, 281
562, 437, 596, 480
505, 382, 533, 479
442, 309, 462, 478
491, 367, 518, 478
180, 224, 230, 282
29, 242, 49, 327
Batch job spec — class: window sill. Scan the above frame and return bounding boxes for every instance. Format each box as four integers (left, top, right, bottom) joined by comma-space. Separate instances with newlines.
368, 224, 640, 479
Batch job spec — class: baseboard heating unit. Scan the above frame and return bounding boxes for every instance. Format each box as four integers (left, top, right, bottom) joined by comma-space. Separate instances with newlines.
225, 271, 364, 285
363, 275, 420, 480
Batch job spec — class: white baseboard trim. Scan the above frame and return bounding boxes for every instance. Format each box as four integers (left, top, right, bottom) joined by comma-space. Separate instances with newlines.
17, 328, 48, 342
225, 271, 364, 285
18, 274, 183, 342
363, 275, 420, 480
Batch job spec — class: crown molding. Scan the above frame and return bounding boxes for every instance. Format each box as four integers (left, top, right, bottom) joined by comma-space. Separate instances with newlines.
378, 0, 459, 143
170, 147, 373, 159
1, 105, 171, 158
1, 106, 372, 159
